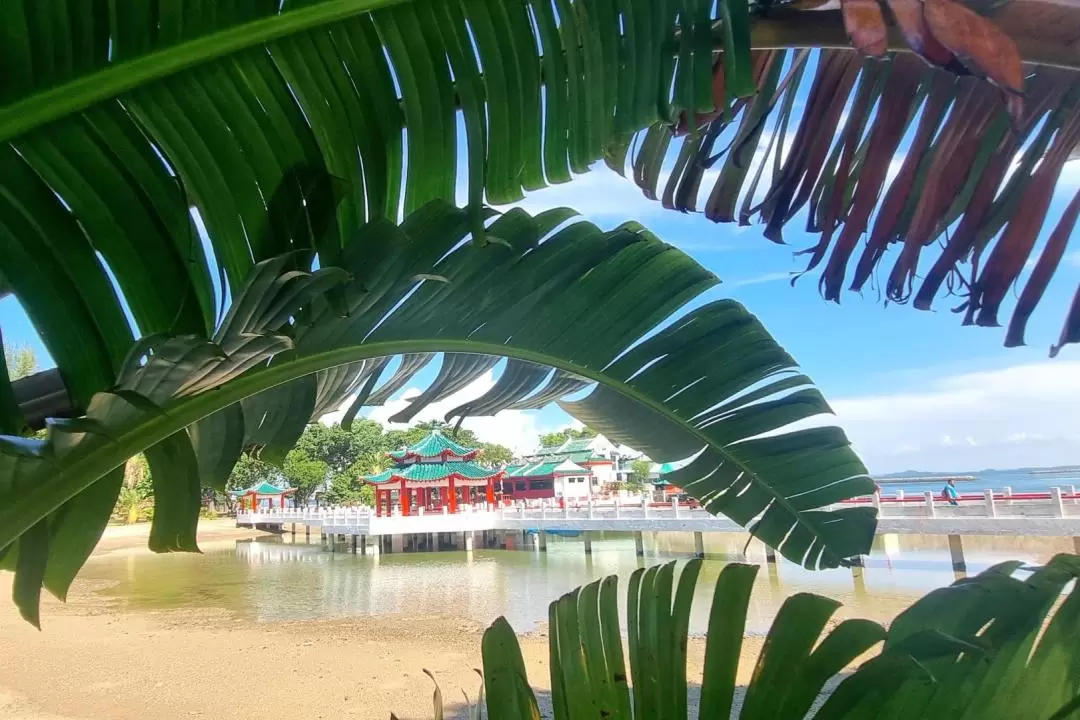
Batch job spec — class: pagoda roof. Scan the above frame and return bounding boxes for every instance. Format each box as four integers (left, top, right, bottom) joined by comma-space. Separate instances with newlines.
229, 481, 296, 497
387, 429, 479, 462
532, 438, 605, 464
522, 449, 602, 466
507, 459, 589, 478
363, 460, 503, 485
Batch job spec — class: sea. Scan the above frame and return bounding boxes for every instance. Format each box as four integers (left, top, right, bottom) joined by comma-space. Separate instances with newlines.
874, 467, 1080, 496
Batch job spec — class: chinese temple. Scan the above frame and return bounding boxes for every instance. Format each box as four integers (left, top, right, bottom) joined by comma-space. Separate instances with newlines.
230, 481, 296, 511
502, 437, 615, 501
362, 430, 505, 516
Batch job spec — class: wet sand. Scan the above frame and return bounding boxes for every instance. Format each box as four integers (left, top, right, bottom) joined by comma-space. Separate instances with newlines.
0, 521, 809, 719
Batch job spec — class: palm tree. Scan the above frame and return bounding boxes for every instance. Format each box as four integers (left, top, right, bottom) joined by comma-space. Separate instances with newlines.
0, 0, 1075, 627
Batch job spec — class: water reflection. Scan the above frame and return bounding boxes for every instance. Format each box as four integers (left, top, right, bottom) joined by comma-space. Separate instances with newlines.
80, 532, 1074, 634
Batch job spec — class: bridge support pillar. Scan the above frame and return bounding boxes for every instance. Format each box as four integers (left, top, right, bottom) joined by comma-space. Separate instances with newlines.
329, 534, 336, 553
635, 532, 645, 557
539, 530, 548, 552
1073, 537, 1080, 554
464, 532, 474, 552
948, 534, 966, 574
694, 532, 705, 558
351, 535, 358, 554
882, 533, 900, 556
366, 535, 380, 557
291, 523, 296, 537
764, 545, 777, 564
583, 532, 593, 555
391, 535, 404, 554
851, 564, 867, 599
1052, 487, 1065, 518
305, 525, 310, 542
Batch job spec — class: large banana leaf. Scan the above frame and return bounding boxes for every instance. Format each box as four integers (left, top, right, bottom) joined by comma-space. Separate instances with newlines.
4, 0, 1077, 445
476, 555, 1080, 719
0, 0, 732, 426
0, 201, 874, 624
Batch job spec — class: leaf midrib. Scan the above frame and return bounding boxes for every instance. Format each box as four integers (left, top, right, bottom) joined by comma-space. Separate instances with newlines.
0, 0, 407, 144
0, 338, 841, 559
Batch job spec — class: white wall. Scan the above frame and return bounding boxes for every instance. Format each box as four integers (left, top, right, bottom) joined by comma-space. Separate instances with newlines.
590, 462, 617, 485
557, 474, 592, 499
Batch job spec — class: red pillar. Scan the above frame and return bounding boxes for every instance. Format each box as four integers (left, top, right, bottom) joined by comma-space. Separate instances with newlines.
280, 494, 285, 509
400, 479, 410, 515
486, 478, 495, 506
448, 477, 457, 513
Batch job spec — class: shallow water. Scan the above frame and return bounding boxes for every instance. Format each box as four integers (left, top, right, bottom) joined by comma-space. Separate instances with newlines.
80, 531, 1077, 634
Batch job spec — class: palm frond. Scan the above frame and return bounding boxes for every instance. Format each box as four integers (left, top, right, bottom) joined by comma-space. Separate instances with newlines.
0, 201, 874, 624
480, 555, 1080, 719
610, 43, 1080, 354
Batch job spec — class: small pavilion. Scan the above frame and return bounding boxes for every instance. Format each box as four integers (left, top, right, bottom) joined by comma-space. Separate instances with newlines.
362, 430, 505, 516
230, 481, 296, 512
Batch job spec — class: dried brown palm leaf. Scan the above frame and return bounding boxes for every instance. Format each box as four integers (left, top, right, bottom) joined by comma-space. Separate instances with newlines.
842, 0, 889, 57
885, 80, 1004, 302
914, 74, 1066, 310
821, 54, 927, 301
759, 51, 862, 243
1006, 187, 1080, 348
848, 69, 956, 292
967, 115, 1080, 328
923, 0, 1026, 119
1051, 286, 1080, 358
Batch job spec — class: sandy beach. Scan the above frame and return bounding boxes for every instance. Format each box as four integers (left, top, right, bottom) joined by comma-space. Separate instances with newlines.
0, 520, 772, 720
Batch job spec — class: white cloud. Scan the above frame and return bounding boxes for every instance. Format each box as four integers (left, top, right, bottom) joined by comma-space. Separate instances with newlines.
728, 271, 792, 288
501, 167, 667, 220
319, 371, 557, 455
832, 360, 1080, 473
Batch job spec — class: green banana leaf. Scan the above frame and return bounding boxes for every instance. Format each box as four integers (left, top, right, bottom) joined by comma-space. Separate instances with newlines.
0, 201, 874, 625
476, 554, 1080, 720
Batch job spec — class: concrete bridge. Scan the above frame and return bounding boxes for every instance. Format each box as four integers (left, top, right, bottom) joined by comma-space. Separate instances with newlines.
237, 487, 1080, 570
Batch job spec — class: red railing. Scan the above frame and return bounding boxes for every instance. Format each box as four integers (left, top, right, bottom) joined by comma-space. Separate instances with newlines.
839, 490, 1080, 505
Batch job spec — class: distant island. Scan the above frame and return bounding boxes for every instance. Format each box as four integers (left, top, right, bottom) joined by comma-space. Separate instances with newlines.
872, 474, 976, 484
873, 465, 1080, 481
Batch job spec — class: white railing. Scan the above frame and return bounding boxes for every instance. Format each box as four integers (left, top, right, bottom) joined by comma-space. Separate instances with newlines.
236, 490, 1080, 538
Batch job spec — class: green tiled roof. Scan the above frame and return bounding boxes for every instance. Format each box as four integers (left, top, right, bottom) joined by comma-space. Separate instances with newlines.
387, 430, 478, 461
532, 437, 605, 464
560, 438, 594, 454
507, 460, 589, 478
230, 481, 295, 496
363, 460, 501, 484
